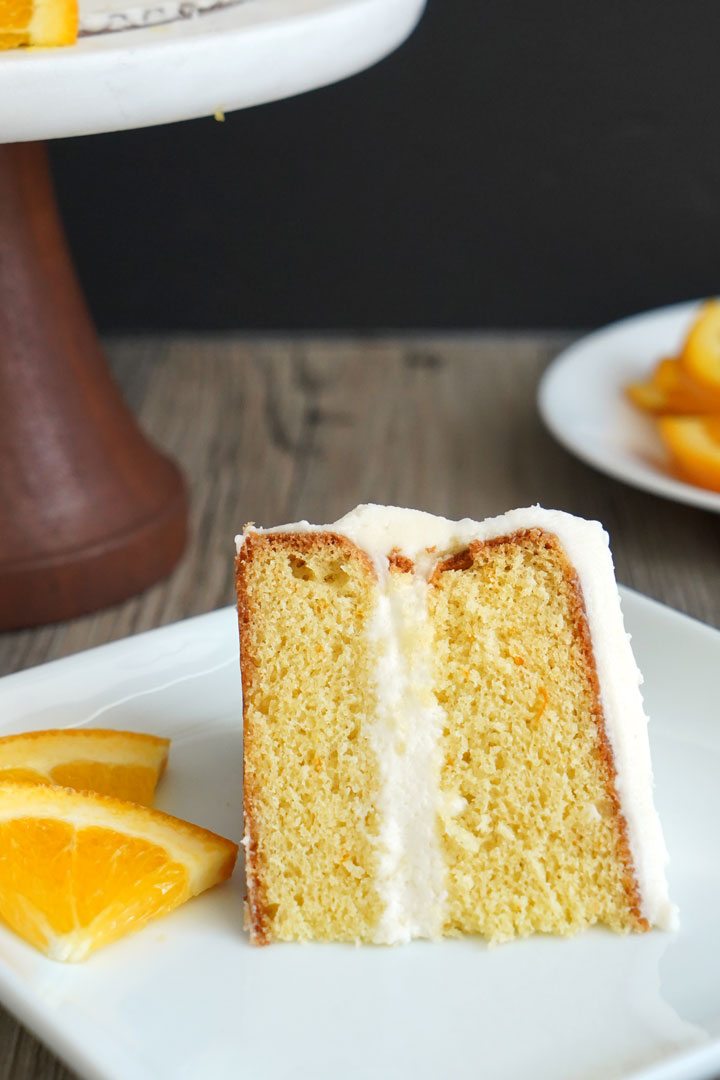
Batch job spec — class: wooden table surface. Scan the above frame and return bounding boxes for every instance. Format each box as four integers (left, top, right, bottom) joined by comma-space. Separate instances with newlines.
1, 333, 719, 1080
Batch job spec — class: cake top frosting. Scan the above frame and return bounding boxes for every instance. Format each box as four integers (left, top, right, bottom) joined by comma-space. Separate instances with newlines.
239, 503, 607, 561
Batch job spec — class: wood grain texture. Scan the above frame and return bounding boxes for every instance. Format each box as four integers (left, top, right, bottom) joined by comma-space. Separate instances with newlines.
1, 332, 719, 1079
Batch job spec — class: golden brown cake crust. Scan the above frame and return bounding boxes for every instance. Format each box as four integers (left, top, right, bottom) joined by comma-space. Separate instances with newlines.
235, 538, 269, 945
388, 548, 414, 574
236, 530, 377, 945
430, 527, 647, 931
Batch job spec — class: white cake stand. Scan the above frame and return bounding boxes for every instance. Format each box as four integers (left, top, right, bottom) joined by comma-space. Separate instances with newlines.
0, 0, 424, 141
0, 0, 424, 630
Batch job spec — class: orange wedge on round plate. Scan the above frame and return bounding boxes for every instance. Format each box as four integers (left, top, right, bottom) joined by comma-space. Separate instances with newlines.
658, 416, 720, 494
0, 729, 169, 806
0, 0, 77, 48
626, 355, 720, 416
679, 300, 720, 399
0, 781, 238, 962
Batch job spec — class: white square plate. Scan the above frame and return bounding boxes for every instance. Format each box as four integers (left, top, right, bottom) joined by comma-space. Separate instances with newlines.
1, 591, 719, 1080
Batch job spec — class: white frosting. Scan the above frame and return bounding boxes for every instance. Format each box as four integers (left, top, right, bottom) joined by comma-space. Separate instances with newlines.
237, 504, 674, 937
366, 571, 447, 942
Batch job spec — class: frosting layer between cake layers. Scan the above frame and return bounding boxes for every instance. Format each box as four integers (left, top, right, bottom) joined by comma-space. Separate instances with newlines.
238, 504, 674, 941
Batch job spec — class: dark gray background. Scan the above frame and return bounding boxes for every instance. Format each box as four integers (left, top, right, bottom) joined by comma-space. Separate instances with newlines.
49, 0, 720, 332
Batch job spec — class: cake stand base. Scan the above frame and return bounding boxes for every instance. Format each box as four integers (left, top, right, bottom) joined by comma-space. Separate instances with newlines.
0, 143, 187, 631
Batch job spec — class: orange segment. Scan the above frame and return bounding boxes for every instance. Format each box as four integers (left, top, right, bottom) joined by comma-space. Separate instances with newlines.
0, 781, 238, 962
49, 761, 160, 804
0, 729, 170, 806
0, 31, 28, 46
652, 357, 681, 391
658, 416, 720, 493
652, 357, 720, 412
0, 0, 77, 47
0, 767, 44, 783
0, 0, 31, 46
626, 379, 668, 414
680, 300, 720, 397
626, 356, 720, 416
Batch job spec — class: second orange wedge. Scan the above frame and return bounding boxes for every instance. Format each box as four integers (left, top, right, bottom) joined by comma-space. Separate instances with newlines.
0, 729, 169, 806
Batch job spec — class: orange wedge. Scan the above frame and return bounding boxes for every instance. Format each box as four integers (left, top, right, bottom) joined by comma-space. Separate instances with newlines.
0, 729, 169, 806
0, 781, 238, 962
0, 0, 77, 48
653, 357, 720, 411
626, 356, 720, 416
680, 300, 720, 399
658, 416, 720, 493
626, 378, 669, 414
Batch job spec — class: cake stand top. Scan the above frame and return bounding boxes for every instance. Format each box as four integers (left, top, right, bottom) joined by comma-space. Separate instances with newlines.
0, 0, 425, 143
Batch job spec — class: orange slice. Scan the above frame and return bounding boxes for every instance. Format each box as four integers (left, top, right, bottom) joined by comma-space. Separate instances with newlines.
658, 416, 720, 493
626, 378, 669, 414
626, 356, 720, 415
0, 781, 238, 962
680, 300, 720, 398
0, 729, 169, 806
653, 357, 720, 411
0, 0, 77, 48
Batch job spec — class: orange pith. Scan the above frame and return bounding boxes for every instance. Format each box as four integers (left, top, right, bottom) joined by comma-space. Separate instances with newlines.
0, 781, 238, 962
0, 0, 77, 48
0, 729, 169, 805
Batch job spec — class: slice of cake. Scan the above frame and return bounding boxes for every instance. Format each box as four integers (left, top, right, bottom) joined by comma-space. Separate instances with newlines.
235, 505, 673, 946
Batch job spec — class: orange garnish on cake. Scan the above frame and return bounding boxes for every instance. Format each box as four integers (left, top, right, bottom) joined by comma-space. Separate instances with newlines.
657, 416, 720, 494
0, 0, 77, 49
0, 781, 238, 962
0, 729, 169, 806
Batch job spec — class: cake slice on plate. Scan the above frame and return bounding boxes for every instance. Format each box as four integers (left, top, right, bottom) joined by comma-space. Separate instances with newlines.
235, 505, 673, 945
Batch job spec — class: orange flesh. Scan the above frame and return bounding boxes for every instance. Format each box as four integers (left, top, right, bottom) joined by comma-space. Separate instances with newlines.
0, 763, 159, 804
0, 818, 190, 954
0, 0, 77, 47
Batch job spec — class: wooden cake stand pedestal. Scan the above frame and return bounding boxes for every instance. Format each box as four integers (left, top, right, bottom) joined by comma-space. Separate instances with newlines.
0, 0, 424, 630
0, 142, 186, 629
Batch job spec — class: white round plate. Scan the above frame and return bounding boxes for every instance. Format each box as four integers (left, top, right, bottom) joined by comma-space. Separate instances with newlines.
538, 300, 720, 515
0, 0, 425, 142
